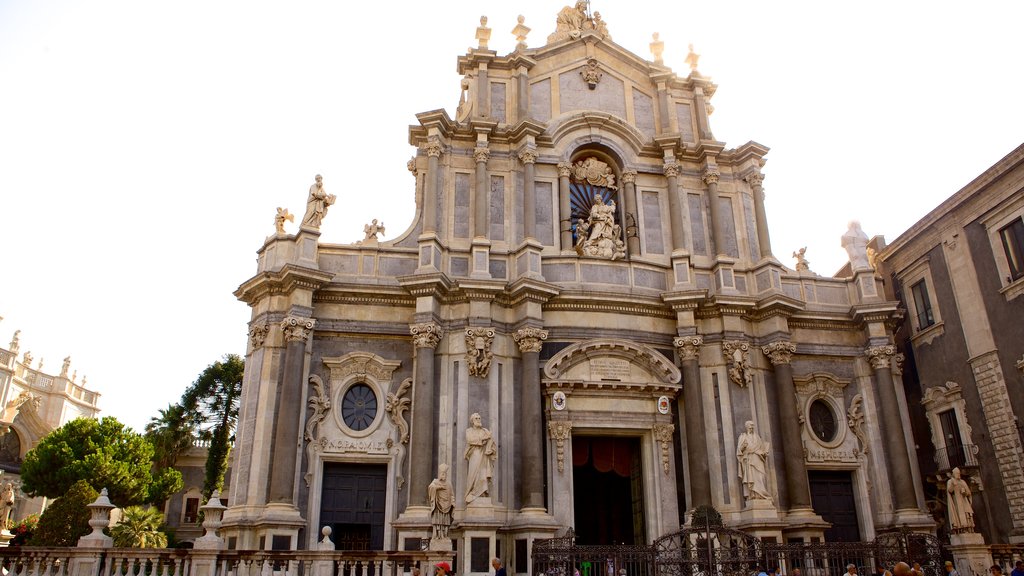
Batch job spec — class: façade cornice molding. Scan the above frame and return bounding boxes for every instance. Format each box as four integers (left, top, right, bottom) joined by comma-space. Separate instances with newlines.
234, 264, 334, 305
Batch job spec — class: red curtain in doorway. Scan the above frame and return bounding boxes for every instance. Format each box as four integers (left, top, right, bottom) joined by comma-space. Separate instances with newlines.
571, 437, 633, 477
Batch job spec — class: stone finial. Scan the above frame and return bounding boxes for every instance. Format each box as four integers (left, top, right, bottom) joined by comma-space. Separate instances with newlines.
194, 490, 228, 550
512, 15, 531, 50
78, 488, 114, 548
9, 331, 19, 354
274, 207, 294, 234
650, 33, 664, 64
317, 526, 335, 551
476, 16, 491, 49
61, 356, 71, 378
685, 43, 700, 72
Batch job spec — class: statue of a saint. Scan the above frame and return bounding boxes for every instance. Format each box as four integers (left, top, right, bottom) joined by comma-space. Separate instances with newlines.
946, 467, 974, 532
736, 420, 772, 503
428, 464, 454, 539
548, 1, 588, 43
576, 195, 626, 260
1, 482, 15, 527
301, 174, 336, 228
841, 221, 871, 270
464, 412, 497, 503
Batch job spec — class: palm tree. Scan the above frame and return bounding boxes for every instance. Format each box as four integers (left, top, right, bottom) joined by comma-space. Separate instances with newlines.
181, 354, 243, 499
111, 506, 168, 548
145, 403, 195, 470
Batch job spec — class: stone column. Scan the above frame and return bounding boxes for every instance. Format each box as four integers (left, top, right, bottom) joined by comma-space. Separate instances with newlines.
762, 341, 813, 511
423, 138, 444, 234
675, 336, 711, 509
408, 322, 443, 508
704, 169, 725, 256
694, 86, 713, 140
558, 162, 572, 250
622, 170, 640, 256
745, 172, 772, 259
866, 345, 918, 511
664, 161, 686, 253
519, 148, 538, 240
514, 327, 549, 510
268, 316, 315, 503
473, 146, 490, 238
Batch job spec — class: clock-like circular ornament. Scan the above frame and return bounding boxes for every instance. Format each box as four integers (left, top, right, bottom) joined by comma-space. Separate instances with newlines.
808, 399, 838, 443
341, 383, 378, 431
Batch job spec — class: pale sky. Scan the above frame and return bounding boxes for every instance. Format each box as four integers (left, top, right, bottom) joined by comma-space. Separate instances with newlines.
1, 1, 1021, 433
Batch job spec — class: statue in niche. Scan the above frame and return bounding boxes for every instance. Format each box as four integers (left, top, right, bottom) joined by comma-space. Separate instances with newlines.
946, 467, 975, 533
428, 464, 454, 539
736, 420, 772, 504
576, 195, 626, 260
274, 207, 294, 234
841, 220, 871, 270
302, 174, 336, 228
464, 412, 497, 503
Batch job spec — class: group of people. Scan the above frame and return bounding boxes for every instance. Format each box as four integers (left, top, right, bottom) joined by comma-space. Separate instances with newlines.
756, 559, 1024, 576
425, 558, 506, 576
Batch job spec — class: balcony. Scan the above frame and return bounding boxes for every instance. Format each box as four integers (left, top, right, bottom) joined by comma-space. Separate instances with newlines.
933, 443, 979, 473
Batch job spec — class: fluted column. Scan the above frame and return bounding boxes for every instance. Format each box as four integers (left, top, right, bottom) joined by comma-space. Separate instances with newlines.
866, 345, 918, 511
408, 322, 442, 507
423, 138, 444, 234
268, 316, 315, 503
704, 169, 725, 256
519, 148, 538, 240
745, 172, 772, 259
674, 336, 711, 509
665, 161, 686, 253
514, 327, 548, 510
762, 341, 813, 510
558, 162, 573, 250
621, 170, 640, 255
473, 146, 490, 238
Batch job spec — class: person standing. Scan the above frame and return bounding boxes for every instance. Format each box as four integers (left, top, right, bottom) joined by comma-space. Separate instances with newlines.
944, 561, 959, 576
492, 558, 507, 576
1010, 561, 1024, 576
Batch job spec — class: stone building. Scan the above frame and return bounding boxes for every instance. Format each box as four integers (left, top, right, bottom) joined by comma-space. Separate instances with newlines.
880, 144, 1024, 553
0, 325, 102, 520
224, 5, 934, 566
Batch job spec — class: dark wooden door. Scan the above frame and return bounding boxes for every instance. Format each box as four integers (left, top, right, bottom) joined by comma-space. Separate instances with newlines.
320, 462, 387, 550
808, 470, 860, 542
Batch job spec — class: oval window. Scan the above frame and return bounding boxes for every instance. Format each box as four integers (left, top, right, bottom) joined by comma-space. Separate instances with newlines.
809, 399, 838, 442
341, 383, 378, 431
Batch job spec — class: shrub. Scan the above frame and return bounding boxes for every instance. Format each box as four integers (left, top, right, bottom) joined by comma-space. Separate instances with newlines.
31, 480, 98, 546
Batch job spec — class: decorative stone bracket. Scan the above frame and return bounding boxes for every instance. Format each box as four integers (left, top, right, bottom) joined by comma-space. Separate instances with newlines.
548, 420, 573, 473
722, 341, 752, 387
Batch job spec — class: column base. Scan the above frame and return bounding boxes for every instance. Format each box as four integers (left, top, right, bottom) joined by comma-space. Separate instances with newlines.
470, 237, 492, 279
671, 253, 692, 289
515, 239, 544, 280
416, 234, 442, 273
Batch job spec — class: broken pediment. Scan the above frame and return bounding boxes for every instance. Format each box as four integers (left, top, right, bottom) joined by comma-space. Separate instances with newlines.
543, 338, 680, 385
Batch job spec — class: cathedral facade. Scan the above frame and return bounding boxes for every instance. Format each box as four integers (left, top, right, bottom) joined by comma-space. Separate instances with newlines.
224, 5, 934, 567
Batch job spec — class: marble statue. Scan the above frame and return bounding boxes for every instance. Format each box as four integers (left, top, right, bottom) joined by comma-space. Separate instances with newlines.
9, 331, 19, 354
275, 207, 294, 234
841, 220, 871, 270
61, 356, 71, 378
548, 2, 588, 43
650, 33, 664, 64
0, 482, 13, 527
576, 195, 626, 260
946, 467, 974, 532
792, 247, 810, 272
301, 174, 336, 228
592, 12, 610, 39
737, 420, 772, 503
465, 328, 494, 378
464, 412, 497, 503
428, 464, 454, 539
363, 219, 386, 241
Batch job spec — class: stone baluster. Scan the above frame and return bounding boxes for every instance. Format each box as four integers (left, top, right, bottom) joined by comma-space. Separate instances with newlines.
408, 323, 443, 507
704, 169, 726, 257
745, 172, 772, 259
866, 345, 919, 511
557, 162, 573, 250
762, 341, 813, 511
473, 146, 490, 238
514, 327, 549, 510
674, 336, 711, 508
269, 316, 316, 504
519, 148, 538, 240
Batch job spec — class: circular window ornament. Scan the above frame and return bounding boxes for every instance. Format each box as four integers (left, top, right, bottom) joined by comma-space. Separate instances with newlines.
341, 383, 378, 432
808, 399, 838, 443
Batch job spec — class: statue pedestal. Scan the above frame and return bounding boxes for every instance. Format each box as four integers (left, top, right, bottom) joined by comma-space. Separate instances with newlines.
429, 537, 453, 552
734, 501, 783, 539
0, 530, 12, 548
949, 532, 992, 576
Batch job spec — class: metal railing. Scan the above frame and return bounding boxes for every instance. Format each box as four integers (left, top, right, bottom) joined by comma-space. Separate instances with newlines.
933, 444, 979, 473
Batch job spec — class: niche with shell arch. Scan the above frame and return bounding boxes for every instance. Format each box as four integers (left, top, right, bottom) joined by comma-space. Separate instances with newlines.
567, 147, 628, 252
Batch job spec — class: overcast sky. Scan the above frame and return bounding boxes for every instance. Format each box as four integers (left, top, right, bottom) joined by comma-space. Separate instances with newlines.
1, 1, 1021, 433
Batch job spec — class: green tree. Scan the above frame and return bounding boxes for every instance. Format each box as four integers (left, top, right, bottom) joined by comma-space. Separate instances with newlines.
31, 480, 97, 546
181, 354, 244, 498
21, 416, 154, 506
110, 505, 169, 548
145, 403, 195, 470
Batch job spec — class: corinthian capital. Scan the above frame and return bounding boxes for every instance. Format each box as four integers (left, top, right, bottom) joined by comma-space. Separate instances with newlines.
425, 137, 444, 158
281, 316, 316, 342
474, 146, 491, 164
673, 336, 703, 362
865, 345, 896, 369
410, 322, 443, 349
518, 147, 538, 165
761, 341, 797, 365
557, 162, 572, 177
663, 162, 680, 178
621, 170, 637, 184
514, 327, 549, 353
702, 170, 721, 185
744, 172, 764, 187
248, 322, 270, 350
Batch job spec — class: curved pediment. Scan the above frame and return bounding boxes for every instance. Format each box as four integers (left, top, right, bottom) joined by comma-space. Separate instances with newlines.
544, 338, 680, 384
545, 111, 648, 159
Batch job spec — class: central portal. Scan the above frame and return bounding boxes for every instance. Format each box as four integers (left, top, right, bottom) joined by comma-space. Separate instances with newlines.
572, 436, 646, 545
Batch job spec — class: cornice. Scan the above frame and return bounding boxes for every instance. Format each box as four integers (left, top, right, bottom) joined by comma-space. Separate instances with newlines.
507, 276, 561, 306
751, 293, 806, 320
660, 289, 709, 311
234, 264, 334, 305
396, 272, 454, 299
312, 287, 415, 308
545, 290, 673, 319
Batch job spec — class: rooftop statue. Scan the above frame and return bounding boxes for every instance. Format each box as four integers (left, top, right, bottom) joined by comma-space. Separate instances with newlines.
547, 2, 610, 44
274, 207, 294, 234
841, 220, 871, 270
301, 174, 336, 229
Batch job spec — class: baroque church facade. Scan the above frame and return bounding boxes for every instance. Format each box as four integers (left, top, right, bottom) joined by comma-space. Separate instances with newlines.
224, 4, 934, 566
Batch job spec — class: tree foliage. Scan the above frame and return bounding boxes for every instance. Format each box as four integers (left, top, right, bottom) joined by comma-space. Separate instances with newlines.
31, 480, 97, 546
145, 403, 196, 470
180, 354, 244, 498
111, 505, 169, 548
21, 417, 154, 506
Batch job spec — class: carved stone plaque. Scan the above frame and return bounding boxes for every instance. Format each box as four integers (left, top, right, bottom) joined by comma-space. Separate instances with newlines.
590, 358, 630, 380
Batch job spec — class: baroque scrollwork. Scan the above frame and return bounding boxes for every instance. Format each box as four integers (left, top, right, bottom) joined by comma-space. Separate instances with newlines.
410, 323, 443, 349
514, 327, 548, 353
572, 157, 616, 189
653, 424, 674, 475
548, 420, 573, 473
248, 322, 269, 350
761, 341, 796, 365
847, 394, 868, 457
580, 58, 603, 89
385, 378, 413, 490
865, 345, 896, 369
281, 316, 316, 342
465, 328, 495, 378
722, 341, 752, 388
674, 336, 703, 362
304, 375, 331, 487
